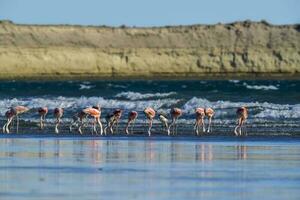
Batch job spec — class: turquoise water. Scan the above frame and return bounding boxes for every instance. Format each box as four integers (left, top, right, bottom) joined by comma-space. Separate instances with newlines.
1, 137, 300, 200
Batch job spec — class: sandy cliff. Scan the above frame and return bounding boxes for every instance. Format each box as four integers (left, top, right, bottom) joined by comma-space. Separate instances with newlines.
0, 20, 299, 79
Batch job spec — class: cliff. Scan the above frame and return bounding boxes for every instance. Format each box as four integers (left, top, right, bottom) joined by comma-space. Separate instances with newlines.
0, 20, 299, 80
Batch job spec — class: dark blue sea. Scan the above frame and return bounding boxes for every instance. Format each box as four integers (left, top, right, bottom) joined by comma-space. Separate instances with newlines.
0, 80, 300, 200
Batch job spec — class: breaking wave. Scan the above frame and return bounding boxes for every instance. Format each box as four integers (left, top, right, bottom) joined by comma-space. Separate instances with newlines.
182, 97, 300, 119
115, 91, 176, 100
242, 82, 279, 90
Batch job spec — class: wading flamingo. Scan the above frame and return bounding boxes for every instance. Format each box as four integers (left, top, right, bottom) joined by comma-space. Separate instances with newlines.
144, 107, 156, 136
70, 110, 87, 134
54, 108, 64, 134
38, 107, 48, 130
168, 108, 182, 135
72, 105, 101, 134
194, 108, 206, 135
2, 110, 15, 133
158, 113, 170, 135
82, 107, 103, 135
104, 109, 123, 135
125, 111, 138, 135
234, 107, 248, 136
205, 108, 214, 133
10, 106, 30, 133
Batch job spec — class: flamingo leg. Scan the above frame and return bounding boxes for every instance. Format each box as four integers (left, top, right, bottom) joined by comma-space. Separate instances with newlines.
78, 120, 84, 135
115, 120, 119, 134
42, 115, 46, 129
207, 117, 212, 133
93, 118, 97, 135
148, 119, 153, 136
97, 117, 103, 136
234, 118, 241, 136
202, 118, 206, 133
55, 118, 60, 134
3, 117, 12, 133
110, 121, 114, 134
70, 117, 78, 132
195, 121, 200, 136
175, 120, 178, 135
131, 120, 135, 134
165, 121, 170, 136
3, 120, 8, 133
16, 115, 19, 133
39, 116, 43, 130
125, 121, 130, 135
172, 120, 175, 135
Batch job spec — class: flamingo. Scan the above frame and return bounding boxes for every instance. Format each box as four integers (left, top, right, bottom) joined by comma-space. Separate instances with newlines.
158, 113, 170, 135
54, 108, 64, 134
2, 110, 15, 133
71, 105, 101, 134
70, 110, 87, 134
104, 109, 123, 135
38, 107, 48, 130
82, 107, 103, 135
125, 111, 138, 135
168, 108, 182, 135
234, 107, 248, 136
112, 109, 122, 133
144, 107, 156, 136
194, 108, 206, 135
10, 106, 29, 133
205, 108, 214, 133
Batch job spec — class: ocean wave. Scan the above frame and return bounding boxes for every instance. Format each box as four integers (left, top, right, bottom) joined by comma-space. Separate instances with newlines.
115, 91, 176, 100
228, 80, 240, 83
242, 82, 278, 90
1, 96, 299, 121
182, 97, 300, 119
79, 82, 95, 90
0, 96, 179, 116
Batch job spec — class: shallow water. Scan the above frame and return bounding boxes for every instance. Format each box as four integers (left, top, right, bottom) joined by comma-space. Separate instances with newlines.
0, 80, 300, 135
0, 137, 300, 200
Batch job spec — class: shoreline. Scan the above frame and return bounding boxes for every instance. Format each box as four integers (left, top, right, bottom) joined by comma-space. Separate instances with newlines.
1, 73, 300, 81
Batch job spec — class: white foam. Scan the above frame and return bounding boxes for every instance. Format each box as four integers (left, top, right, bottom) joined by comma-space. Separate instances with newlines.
182, 97, 300, 119
115, 91, 176, 100
79, 83, 95, 90
242, 82, 278, 90
228, 80, 240, 83
0, 96, 179, 116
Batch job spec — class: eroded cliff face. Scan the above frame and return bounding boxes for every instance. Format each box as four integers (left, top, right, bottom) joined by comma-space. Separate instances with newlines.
0, 20, 299, 79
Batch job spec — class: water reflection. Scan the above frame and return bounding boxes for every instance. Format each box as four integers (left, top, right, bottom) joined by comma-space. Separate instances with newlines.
1, 138, 300, 200
236, 145, 247, 160
195, 144, 213, 162
0, 139, 251, 162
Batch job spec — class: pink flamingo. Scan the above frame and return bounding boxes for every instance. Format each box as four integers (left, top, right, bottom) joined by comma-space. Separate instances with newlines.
38, 107, 48, 130
82, 107, 103, 135
71, 105, 101, 134
234, 107, 248, 136
194, 107, 206, 135
125, 111, 138, 135
168, 108, 182, 135
144, 107, 156, 136
54, 108, 64, 134
11, 106, 30, 133
70, 110, 87, 134
104, 109, 123, 135
205, 108, 214, 133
